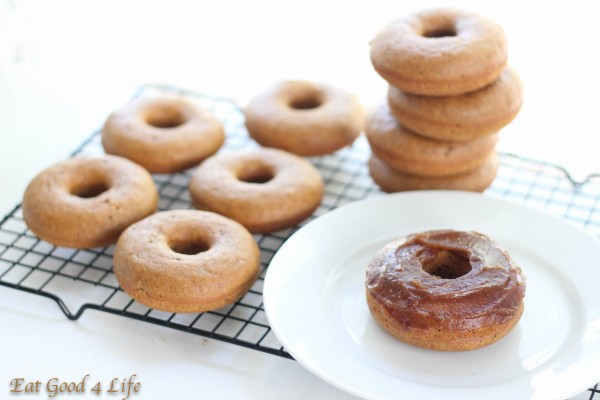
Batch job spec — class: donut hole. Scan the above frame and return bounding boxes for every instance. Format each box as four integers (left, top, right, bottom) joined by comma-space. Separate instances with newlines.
168, 237, 211, 255
237, 163, 275, 184
145, 106, 187, 128
71, 181, 110, 199
289, 92, 324, 110
421, 249, 471, 279
421, 17, 458, 38
422, 26, 457, 38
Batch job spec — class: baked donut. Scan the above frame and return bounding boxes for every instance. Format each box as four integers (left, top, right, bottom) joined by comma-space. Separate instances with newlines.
22, 155, 158, 249
369, 153, 498, 193
189, 148, 324, 233
366, 230, 526, 351
366, 103, 499, 176
114, 210, 260, 313
244, 81, 364, 156
102, 93, 225, 173
387, 67, 523, 141
370, 8, 507, 96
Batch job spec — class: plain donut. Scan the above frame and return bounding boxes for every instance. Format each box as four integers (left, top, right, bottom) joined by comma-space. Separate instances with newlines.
22, 155, 158, 248
245, 81, 364, 156
370, 8, 508, 96
369, 152, 499, 193
189, 148, 324, 233
114, 210, 260, 313
365, 103, 499, 176
102, 93, 225, 173
387, 67, 523, 141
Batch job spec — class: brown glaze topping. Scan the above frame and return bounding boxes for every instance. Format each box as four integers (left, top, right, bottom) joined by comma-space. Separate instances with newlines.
366, 230, 526, 331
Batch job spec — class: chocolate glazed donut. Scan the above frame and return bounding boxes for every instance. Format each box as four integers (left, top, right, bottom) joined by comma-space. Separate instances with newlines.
366, 230, 526, 351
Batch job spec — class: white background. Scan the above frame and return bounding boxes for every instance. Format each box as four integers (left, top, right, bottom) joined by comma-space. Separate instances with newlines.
0, 0, 598, 399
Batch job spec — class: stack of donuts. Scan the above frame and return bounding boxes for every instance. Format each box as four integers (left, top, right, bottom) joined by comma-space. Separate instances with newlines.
367, 8, 523, 192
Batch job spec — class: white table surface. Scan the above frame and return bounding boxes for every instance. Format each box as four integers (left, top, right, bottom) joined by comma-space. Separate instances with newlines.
1, 1, 598, 399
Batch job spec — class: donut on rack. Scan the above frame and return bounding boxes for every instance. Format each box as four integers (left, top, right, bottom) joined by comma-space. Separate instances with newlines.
22, 155, 158, 249
114, 210, 260, 313
102, 93, 225, 173
189, 147, 324, 233
244, 80, 364, 156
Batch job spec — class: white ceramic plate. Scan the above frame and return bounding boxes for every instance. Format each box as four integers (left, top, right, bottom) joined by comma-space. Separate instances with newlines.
263, 191, 600, 400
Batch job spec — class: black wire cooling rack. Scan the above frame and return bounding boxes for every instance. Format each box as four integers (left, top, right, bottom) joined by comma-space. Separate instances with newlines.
0, 85, 599, 399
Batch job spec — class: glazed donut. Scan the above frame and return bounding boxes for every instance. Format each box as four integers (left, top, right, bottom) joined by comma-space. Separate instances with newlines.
22, 155, 158, 249
370, 8, 507, 96
114, 210, 260, 313
366, 230, 526, 351
387, 67, 523, 141
189, 148, 324, 233
244, 81, 364, 156
366, 103, 499, 176
102, 93, 225, 173
369, 153, 498, 193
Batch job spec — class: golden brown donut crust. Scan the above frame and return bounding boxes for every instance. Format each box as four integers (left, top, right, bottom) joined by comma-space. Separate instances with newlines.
22, 155, 158, 248
370, 8, 507, 96
366, 103, 499, 176
367, 289, 524, 351
366, 230, 526, 351
102, 94, 225, 173
189, 148, 324, 233
387, 67, 523, 141
369, 153, 498, 193
114, 210, 260, 313
244, 81, 364, 156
